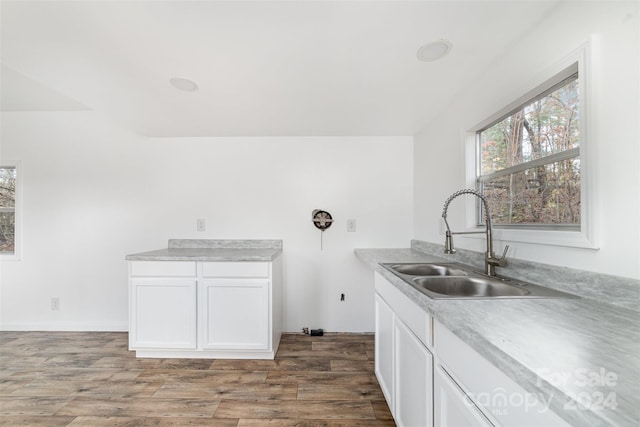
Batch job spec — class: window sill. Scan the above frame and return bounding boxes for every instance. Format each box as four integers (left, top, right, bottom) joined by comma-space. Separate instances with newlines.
462, 227, 598, 249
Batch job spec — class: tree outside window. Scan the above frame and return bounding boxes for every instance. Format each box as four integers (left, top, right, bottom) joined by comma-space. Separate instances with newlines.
477, 69, 580, 229
0, 166, 17, 254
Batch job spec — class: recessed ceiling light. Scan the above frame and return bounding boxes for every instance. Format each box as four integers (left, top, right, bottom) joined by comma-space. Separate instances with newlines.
416, 39, 453, 62
169, 77, 199, 92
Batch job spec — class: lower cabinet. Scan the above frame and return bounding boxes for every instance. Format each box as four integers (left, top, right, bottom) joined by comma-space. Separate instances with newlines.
374, 294, 395, 407
128, 258, 282, 359
199, 279, 269, 350
130, 278, 197, 350
394, 317, 433, 427
375, 273, 434, 427
375, 271, 571, 427
434, 365, 493, 427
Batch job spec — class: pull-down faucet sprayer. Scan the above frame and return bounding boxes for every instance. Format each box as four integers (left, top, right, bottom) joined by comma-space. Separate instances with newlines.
441, 189, 509, 277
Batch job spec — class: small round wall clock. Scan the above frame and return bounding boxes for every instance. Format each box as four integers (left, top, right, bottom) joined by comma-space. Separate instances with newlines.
312, 209, 333, 249
312, 209, 333, 230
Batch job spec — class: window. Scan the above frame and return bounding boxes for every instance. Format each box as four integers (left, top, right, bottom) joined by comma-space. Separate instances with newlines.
0, 165, 17, 255
476, 64, 580, 230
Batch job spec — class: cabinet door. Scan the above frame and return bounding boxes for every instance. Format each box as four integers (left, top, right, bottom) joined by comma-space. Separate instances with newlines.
394, 319, 433, 427
130, 278, 197, 349
375, 294, 395, 409
434, 366, 494, 427
199, 280, 270, 350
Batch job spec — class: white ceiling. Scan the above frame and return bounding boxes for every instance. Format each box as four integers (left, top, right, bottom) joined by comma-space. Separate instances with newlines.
0, 0, 560, 137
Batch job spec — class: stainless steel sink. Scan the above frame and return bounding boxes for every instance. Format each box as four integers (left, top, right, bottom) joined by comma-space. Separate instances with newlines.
380, 262, 578, 300
413, 276, 530, 297
386, 263, 469, 277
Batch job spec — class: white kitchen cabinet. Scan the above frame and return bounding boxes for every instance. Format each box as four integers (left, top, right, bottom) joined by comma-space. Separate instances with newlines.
394, 317, 433, 427
129, 261, 198, 350
374, 271, 570, 427
199, 280, 269, 349
375, 294, 395, 407
130, 278, 197, 349
375, 272, 434, 427
434, 365, 494, 427
128, 257, 282, 359
199, 261, 272, 350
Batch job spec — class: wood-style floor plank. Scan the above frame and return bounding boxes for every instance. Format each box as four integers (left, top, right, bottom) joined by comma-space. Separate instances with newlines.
237, 420, 396, 427
55, 397, 220, 418
0, 396, 73, 416
153, 382, 298, 400
214, 400, 376, 420
297, 383, 385, 401
0, 331, 395, 426
330, 359, 375, 372
66, 416, 239, 426
0, 415, 76, 427
211, 358, 332, 372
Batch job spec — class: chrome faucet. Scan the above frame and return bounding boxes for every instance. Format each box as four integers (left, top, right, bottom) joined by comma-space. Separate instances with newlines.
441, 189, 509, 276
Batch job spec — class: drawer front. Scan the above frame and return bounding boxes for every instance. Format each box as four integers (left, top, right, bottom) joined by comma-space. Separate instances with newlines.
434, 321, 570, 427
202, 262, 269, 278
130, 261, 196, 277
375, 272, 432, 349
434, 366, 494, 427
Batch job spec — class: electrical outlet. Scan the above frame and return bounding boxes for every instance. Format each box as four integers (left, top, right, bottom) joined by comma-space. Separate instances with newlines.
347, 218, 356, 232
51, 298, 60, 311
197, 218, 206, 232
439, 218, 445, 235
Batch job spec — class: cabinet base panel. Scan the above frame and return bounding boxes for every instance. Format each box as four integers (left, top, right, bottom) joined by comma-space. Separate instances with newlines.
132, 349, 277, 359
130, 334, 281, 359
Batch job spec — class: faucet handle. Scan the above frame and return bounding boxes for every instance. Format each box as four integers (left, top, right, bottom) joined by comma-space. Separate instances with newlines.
500, 245, 509, 260
493, 245, 509, 268
487, 244, 509, 269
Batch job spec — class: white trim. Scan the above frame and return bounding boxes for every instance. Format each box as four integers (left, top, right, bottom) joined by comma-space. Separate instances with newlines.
459, 226, 597, 249
0, 160, 21, 260
134, 348, 277, 359
464, 41, 597, 250
0, 321, 129, 332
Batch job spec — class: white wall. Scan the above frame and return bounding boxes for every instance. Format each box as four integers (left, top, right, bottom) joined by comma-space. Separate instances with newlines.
0, 111, 413, 331
414, 1, 640, 279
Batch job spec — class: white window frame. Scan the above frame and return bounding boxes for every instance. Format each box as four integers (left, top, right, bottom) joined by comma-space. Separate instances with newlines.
464, 42, 597, 249
0, 161, 22, 260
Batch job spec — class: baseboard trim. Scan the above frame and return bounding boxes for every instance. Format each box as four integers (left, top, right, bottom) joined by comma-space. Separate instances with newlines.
0, 321, 128, 332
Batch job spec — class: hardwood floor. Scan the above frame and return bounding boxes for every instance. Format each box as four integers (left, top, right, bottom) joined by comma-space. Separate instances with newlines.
0, 331, 395, 426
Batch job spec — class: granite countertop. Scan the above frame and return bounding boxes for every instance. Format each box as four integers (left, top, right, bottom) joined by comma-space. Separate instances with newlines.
126, 239, 283, 262
355, 247, 640, 427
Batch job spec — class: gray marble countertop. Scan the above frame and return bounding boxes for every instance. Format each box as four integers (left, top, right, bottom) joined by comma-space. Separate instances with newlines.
355, 248, 640, 427
126, 239, 282, 262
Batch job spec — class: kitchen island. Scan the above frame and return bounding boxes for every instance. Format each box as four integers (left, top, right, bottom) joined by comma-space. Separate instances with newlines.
356, 242, 640, 427
126, 239, 283, 359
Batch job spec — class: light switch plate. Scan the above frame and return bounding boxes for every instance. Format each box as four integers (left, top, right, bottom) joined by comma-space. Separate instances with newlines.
347, 218, 356, 232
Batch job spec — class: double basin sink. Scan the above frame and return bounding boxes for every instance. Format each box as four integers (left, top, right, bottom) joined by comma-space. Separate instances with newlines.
381, 262, 578, 300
